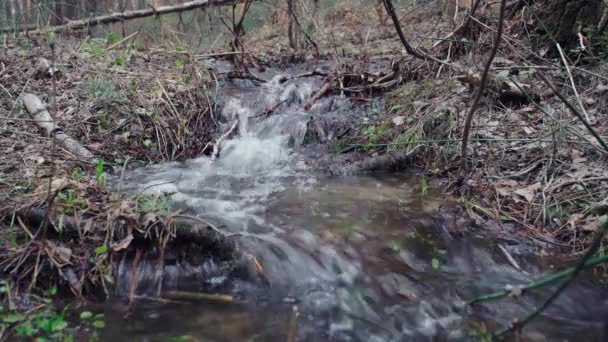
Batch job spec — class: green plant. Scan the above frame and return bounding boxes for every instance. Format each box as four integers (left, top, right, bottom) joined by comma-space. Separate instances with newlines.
328, 137, 355, 153
95, 160, 105, 188
106, 32, 119, 44
71, 167, 85, 182
419, 177, 429, 197
57, 190, 75, 214
133, 192, 172, 214
466, 322, 492, 342
14, 179, 31, 193
431, 257, 440, 269
10, 101, 23, 114
583, 25, 608, 57
79, 78, 126, 109
79, 38, 106, 60
6, 306, 68, 339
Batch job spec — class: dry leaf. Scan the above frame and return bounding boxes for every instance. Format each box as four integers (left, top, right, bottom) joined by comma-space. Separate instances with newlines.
495, 179, 518, 197
45, 241, 72, 266
392, 116, 405, 126
111, 234, 133, 251
397, 285, 416, 301
514, 182, 542, 202
523, 127, 535, 135
141, 212, 158, 226
85, 143, 104, 152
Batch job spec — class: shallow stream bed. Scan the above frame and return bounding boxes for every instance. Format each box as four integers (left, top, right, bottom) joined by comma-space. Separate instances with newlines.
103, 62, 608, 341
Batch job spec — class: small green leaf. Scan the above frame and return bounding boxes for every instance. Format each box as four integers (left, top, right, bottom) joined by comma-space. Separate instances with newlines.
175, 59, 184, 68
2, 313, 24, 323
106, 32, 119, 44
80, 311, 93, 320
431, 258, 440, 270
16, 320, 34, 336
159, 44, 168, 49
94, 245, 108, 255
51, 319, 68, 332
143, 139, 153, 147
390, 104, 404, 113
92, 320, 105, 329
48, 285, 58, 296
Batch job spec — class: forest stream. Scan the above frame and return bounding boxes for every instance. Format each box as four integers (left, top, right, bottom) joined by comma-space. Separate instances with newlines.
3, 0, 608, 340
98, 62, 608, 341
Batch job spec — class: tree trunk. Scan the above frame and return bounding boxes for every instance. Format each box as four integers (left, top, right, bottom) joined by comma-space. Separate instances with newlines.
538, 0, 604, 46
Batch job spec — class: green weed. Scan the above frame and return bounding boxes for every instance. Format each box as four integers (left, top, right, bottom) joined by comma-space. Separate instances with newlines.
80, 78, 126, 109
133, 192, 172, 214
328, 137, 355, 153
57, 190, 75, 214
95, 160, 105, 188
14, 179, 31, 193
71, 167, 85, 182
420, 177, 429, 197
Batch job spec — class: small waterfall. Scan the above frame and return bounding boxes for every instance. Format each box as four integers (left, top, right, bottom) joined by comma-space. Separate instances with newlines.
109, 64, 608, 341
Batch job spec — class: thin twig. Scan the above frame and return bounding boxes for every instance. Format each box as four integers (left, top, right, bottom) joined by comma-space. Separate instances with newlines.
460, 0, 507, 172
537, 72, 608, 153
556, 43, 590, 123
211, 119, 238, 161
494, 220, 608, 337
383, 0, 449, 65
468, 251, 608, 306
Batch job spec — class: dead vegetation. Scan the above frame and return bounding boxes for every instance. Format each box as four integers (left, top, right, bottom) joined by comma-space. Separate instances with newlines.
0, 32, 232, 316
313, 0, 608, 254
0, 0, 608, 338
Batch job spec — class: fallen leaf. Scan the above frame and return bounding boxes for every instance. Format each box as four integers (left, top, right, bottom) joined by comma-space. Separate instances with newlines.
596, 83, 608, 93
505, 284, 523, 297
85, 143, 104, 152
45, 240, 72, 266
141, 212, 157, 226
514, 182, 542, 202
392, 116, 405, 126
523, 127, 535, 135
495, 179, 518, 197
397, 285, 416, 301
111, 234, 133, 251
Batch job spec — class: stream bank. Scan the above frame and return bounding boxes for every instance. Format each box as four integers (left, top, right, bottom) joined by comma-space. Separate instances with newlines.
1, 1, 608, 340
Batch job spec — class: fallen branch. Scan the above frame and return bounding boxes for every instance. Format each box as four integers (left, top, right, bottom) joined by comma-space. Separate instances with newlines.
278, 70, 328, 83
22, 93, 94, 161
224, 70, 267, 84
1, 0, 239, 34
455, 68, 533, 100
211, 120, 239, 160
305, 77, 335, 110
332, 147, 419, 175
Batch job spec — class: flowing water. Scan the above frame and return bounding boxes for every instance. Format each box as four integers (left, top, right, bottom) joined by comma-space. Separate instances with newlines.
106, 62, 608, 341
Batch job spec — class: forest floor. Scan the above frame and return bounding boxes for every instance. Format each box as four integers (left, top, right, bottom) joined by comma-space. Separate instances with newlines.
244, 2, 608, 254
0, 0, 608, 339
